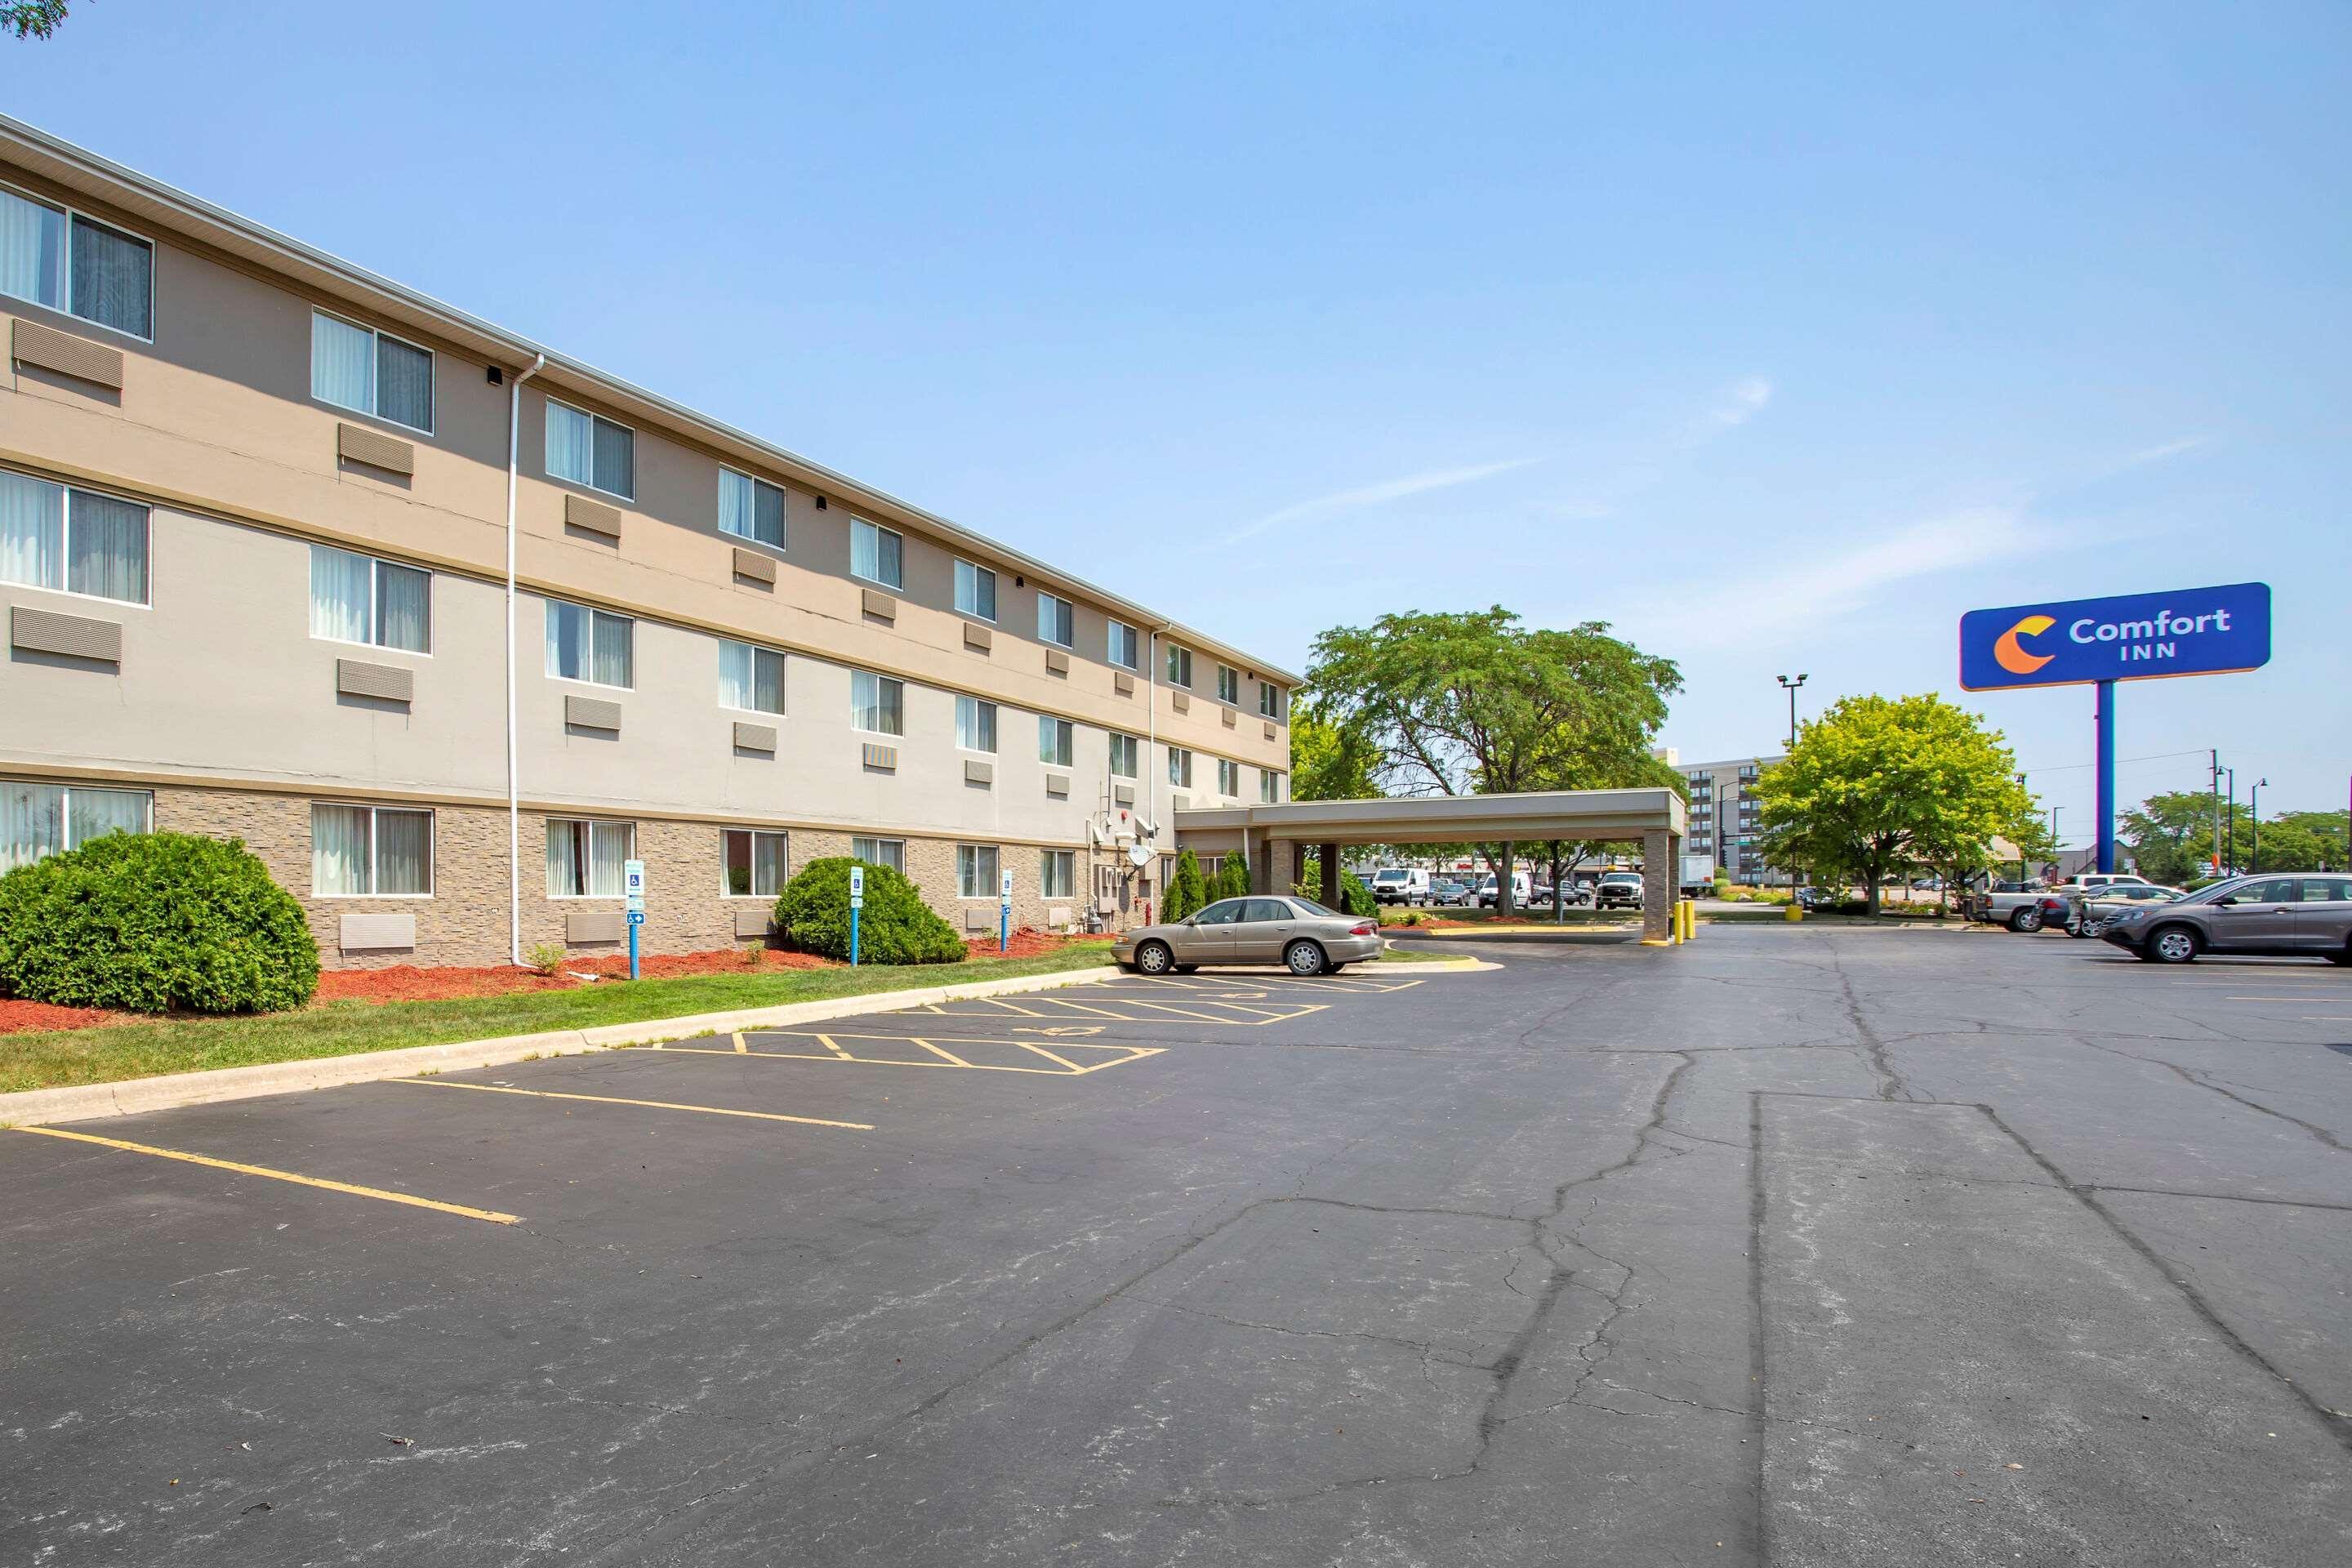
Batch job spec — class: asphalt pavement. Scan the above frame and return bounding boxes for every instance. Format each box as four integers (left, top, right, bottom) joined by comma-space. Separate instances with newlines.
3, 928, 2348, 1565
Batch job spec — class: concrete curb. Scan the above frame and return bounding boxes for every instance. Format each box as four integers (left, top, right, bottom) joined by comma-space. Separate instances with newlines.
0, 964, 1125, 1129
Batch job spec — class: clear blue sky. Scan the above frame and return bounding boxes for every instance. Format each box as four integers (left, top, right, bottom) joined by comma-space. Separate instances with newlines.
13, 2, 2348, 835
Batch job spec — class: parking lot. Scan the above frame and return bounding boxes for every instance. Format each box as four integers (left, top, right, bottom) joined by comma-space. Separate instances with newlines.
4, 930, 2349, 1566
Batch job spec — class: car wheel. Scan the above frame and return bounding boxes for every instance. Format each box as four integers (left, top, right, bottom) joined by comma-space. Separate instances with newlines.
1285, 940, 1329, 976
1134, 941, 1174, 975
2148, 924, 2200, 964
2009, 907, 2042, 933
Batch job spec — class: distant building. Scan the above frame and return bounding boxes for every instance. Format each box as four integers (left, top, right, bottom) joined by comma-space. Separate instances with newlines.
1661, 751, 1788, 884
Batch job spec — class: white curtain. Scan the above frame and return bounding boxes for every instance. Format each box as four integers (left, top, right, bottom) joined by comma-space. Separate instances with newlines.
956, 696, 994, 752
65, 491, 147, 604
376, 336, 432, 430
310, 546, 372, 643
0, 186, 64, 309
721, 642, 781, 713
721, 471, 782, 546
588, 822, 631, 897
69, 216, 150, 337
374, 809, 431, 895
2, 782, 65, 874
956, 559, 995, 620
376, 561, 430, 653
853, 521, 902, 588
311, 312, 375, 413
546, 402, 594, 486
67, 786, 148, 849
546, 820, 584, 897
590, 611, 631, 687
546, 601, 587, 679
592, 418, 633, 497
0, 470, 64, 592
313, 804, 372, 895
853, 671, 900, 734
752, 831, 786, 897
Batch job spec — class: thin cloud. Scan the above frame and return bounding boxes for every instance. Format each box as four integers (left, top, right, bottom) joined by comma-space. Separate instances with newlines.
1704, 376, 1774, 430
1226, 457, 1541, 542
2107, 435, 2211, 473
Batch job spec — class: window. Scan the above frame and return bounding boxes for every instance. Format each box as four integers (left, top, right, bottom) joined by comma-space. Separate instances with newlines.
1, 780, 149, 874
1108, 732, 1138, 778
852, 836, 905, 873
1165, 644, 1192, 688
958, 843, 1001, 899
1038, 715, 1074, 768
1260, 769, 1282, 804
1218, 758, 1240, 796
0, 185, 152, 338
1194, 898, 1245, 926
0, 470, 149, 605
546, 818, 634, 898
310, 311, 432, 432
2299, 878, 2351, 902
719, 639, 785, 714
722, 828, 788, 897
850, 518, 903, 590
1041, 849, 1076, 899
310, 546, 430, 653
719, 468, 786, 550
851, 670, 904, 735
1108, 620, 1139, 670
1037, 591, 1075, 648
955, 559, 996, 621
1168, 747, 1193, 787
956, 694, 997, 752
546, 399, 634, 498
545, 599, 634, 687
1217, 665, 1239, 705
311, 804, 433, 897
1259, 681, 1281, 718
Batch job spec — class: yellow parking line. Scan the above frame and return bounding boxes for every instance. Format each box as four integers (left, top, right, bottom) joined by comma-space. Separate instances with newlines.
395, 1077, 872, 1130
1014, 1042, 1086, 1072
9, 1125, 519, 1227
635, 1032, 1165, 1077
909, 1036, 973, 1067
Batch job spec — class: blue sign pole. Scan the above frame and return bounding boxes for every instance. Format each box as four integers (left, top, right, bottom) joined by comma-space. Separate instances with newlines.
849, 864, 863, 966
627, 916, 639, 981
850, 906, 859, 967
2095, 680, 2117, 875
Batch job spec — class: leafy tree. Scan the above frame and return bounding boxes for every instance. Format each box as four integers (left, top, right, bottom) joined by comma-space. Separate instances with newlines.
1754, 694, 2029, 915
2250, 809, 2348, 873
2119, 791, 2255, 884
1289, 694, 1383, 803
1298, 857, 1377, 917
1211, 846, 1252, 902
5, 2, 74, 40
1164, 848, 1209, 922
772, 858, 964, 964
1305, 607, 1681, 914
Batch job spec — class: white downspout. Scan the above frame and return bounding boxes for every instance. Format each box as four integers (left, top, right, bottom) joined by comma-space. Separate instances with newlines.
506, 354, 546, 966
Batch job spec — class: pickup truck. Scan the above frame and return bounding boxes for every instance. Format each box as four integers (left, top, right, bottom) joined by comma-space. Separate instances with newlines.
1967, 881, 2057, 932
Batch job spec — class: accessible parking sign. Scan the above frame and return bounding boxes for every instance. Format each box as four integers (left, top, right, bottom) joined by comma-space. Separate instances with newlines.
1958, 582, 2270, 692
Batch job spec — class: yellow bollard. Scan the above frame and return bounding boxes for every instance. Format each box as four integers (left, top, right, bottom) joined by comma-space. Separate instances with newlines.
1785, 897, 1804, 922
1681, 898, 1697, 941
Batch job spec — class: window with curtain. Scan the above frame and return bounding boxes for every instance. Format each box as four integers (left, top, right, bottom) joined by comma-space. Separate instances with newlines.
545, 599, 634, 687
1037, 592, 1075, 648
722, 828, 788, 897
0, 470, 149, 605
956, 695, 996, 753
310, 311, 434, 432
1038, 716, 1074, 768
546, 399, 635, 497
1168, 748, 1192, 787
718, 639, 785, 714
310, 804, 433, 897
719, 468, 786, 549
957, 843, 1000, 898
850, 519, 903, 590
0, 187, 151, 338
309, 545, 430, 653
1165, 644, 1192, 687
1108, 733, 1138, 778
1217, 666, 1240, 704
954, 559, 996, 621
1108, 621, 1138, 670
1259, 681, 1281, 718
1218, 758, 1240, 796
546, 818, 635, 898
851, 670, 903, 735
2, 780, 150, 874
1260, 769, 1282, 804
851, 836, 905, 873
1041, 849, 1076, 899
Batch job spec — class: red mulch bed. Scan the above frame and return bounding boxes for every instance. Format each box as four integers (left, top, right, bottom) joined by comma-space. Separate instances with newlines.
0, 998, 125, 1034
966, 928, 1101, 960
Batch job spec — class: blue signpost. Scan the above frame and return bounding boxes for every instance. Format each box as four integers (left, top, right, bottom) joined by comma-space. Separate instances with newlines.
999, 867, 1013, 954
849, 864, 864, 967
1959, 583, 2271, 874
623, 858, 646, 980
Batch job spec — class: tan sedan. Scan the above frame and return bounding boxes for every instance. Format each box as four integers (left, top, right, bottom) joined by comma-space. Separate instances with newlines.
1115, 896, 1385, 977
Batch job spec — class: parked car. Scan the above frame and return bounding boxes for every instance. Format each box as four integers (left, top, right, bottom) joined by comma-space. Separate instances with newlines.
1429, 878, 1474, 907
2061, 882, 2185, 938
1594, 872, 1645, 910
2098, 874, 2352, 964
1973, 883, 2058, 931
2060, 871, 2154, 893
1367, 867, 1429, 906
1114, 895, 1385, 976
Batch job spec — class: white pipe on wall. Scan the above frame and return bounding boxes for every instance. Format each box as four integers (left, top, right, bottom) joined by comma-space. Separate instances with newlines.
505, 354, 546, 966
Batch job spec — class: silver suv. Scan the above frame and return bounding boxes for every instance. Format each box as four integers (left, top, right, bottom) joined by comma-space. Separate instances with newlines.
2099, 874, 2352, 964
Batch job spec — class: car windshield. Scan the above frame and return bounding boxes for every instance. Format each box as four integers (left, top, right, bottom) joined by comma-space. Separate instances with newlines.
1372, 871, 1405, 883
2181, 878, 2254, 906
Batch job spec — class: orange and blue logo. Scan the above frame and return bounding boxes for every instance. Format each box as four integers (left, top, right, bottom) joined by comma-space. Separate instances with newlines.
1959, 585, 2270, 691
1992, 614, 2056, 675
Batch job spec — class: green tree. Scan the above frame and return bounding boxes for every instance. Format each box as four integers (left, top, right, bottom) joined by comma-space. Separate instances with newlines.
2119, 791, 2252, 884
1211, 846, 1252, 902
1298, 856, 1377, 917
5, 2, 74, 40
2247, 810, 2347, 873
1289, 693, 1382, 803
1305, 608, 1681, 914
1164, 848, 1209, 922
1754, 694, 2030, 915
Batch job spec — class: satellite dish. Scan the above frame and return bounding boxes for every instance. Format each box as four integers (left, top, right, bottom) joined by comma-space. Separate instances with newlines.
1127, 843, 1152, 867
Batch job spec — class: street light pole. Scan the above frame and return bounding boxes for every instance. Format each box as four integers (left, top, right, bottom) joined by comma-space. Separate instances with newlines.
2049, 805, 2062, 882
2225, 768, 2236, 874
1777, 675, 1807, 893
2250, 777, 2266, 873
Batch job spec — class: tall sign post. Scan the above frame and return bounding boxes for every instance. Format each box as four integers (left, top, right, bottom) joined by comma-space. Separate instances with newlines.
1959, 583, 2271, 875
999, 866, 1013, 953
848, 864, 864, 967
623, 858, 646, 981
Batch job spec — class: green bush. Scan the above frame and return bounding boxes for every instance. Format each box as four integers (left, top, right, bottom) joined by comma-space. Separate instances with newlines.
1297, 862, 1378, 919
1165, 849, 1209, 921
773, 857, 965, 964
0, 831, 319, 1014
1211, 849, 1251, 902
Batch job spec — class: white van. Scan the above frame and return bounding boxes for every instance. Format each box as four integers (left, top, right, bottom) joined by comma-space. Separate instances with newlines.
1477, 871, 1533, 908
1369, 867, 1430, 905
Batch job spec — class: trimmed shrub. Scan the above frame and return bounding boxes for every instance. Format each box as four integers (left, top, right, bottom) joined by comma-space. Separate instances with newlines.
1211, 849, 1252, 902
0, 831, 319, 1014
1165, 849, 1209, 922
772, 857, 964, 964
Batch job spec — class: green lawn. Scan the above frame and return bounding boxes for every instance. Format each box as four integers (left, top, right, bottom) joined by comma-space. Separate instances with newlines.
1, 947, 1116, 1096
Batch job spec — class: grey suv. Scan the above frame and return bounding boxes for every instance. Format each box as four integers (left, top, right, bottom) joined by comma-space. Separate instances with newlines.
2099, 874, 2352, 964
